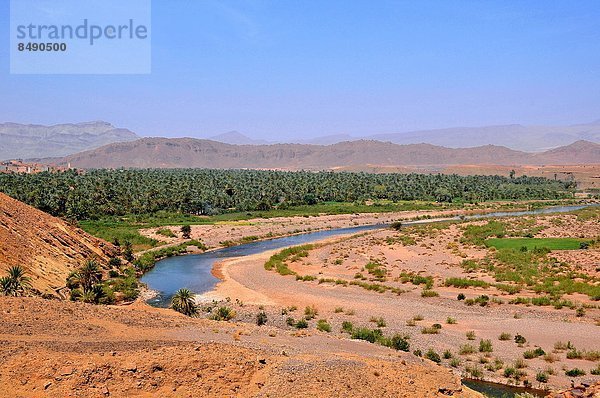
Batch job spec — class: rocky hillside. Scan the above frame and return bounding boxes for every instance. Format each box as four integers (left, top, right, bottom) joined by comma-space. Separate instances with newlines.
52, 137, 600, 170
0, 121, 139, 160
0, 193, 117, 296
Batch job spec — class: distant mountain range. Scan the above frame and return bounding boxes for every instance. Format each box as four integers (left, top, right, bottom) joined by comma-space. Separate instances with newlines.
50, 138, 600, 170
4, 120, 600, 165
0, 121, 139, 160
205, 121, 600, 152
207, 131, 270, 145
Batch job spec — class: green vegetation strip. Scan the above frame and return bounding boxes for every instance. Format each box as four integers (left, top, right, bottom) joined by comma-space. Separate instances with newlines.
134, 240, 207, 272
485, 238, 588, 250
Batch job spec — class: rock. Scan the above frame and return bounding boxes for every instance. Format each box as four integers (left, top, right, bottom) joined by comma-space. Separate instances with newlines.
124, 363, 137, 372
44, 381, 52, 390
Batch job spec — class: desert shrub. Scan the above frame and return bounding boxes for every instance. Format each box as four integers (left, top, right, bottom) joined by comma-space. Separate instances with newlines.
286, 317, 295, 326
351, 327, 382, 343
450, 358, 461, 367
334, 307, 344, 313
523, 347, 545, 359
211, 306, 236, 321
365, 261, 387, 281
425, 348, 441, 363
479, 339, 493, 353
341, 321, 354, 333
466, 331, 476, 340
445, 277, 489, 289
406, 319, 416, 326
553, 341, 572, 351
304, 305, 318, 320
421, 326, 440, 334
256, 311, 268, 326
459, 344, 476, 355
543, 353, 559, 363
514, 334, 527, 345
457, 293, 466, 300
295, 318, 308, 329
316, 319, 331, 332
514, 358, 527, 369
443, 350, 453, 359
583, 350, 600, 361
503, 367, 516, 377
564, 368, 586, 377
413, 314, 424, 321
566, 349, 583, 359
421, 289, 439, 298
466, 365, 484, 378
370, 316, 386, 327
535, 372, 549, 383
590, 365, 600, 375
499, 332, 512, 341
446, 317, 457, 324
388, 334, 410, 352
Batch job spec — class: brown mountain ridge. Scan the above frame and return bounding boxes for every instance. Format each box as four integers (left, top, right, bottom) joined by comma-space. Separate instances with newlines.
51, 138, 600, 170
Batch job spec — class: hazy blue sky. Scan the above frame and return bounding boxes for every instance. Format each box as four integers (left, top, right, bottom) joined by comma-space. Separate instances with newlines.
1, 0, 599, 140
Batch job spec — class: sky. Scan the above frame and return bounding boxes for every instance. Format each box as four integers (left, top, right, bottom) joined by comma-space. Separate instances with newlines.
1, 0, 599, 140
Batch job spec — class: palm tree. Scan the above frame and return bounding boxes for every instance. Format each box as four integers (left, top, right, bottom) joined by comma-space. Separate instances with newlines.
171, 288, 198, 316
0, 266, 31, 296
0, 276, 14, 296
78, 260, 102, 293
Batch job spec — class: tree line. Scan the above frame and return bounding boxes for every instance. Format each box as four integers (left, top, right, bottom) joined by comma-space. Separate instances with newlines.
0, 169, 573, 220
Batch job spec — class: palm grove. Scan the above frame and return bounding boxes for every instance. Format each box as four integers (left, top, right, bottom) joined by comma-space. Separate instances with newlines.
0, 169, 573, 221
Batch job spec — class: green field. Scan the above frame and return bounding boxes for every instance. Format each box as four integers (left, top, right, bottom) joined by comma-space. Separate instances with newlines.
485, 237, 587, 250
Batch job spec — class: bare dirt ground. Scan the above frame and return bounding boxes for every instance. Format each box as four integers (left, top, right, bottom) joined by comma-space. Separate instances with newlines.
207, 210, 600, 392
0, 297, 479, 398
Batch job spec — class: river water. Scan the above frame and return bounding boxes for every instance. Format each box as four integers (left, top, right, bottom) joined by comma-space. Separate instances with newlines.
141, 204, 592, 307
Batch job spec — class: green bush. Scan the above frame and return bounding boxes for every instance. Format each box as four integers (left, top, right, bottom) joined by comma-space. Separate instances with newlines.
564, 368, 586, 377
351, 327, 383, 343
316, 319, 331, 332
425, 348, 441, 363
341, 321, 354, 333
295, 318, 308, 329
256, 311, 268, 326
514, 334, 527, 344
479, 339, 493, 353
535, 372, 549, 383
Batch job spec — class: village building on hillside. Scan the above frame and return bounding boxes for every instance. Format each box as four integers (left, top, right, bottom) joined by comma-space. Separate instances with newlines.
0, 160, 71, 174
